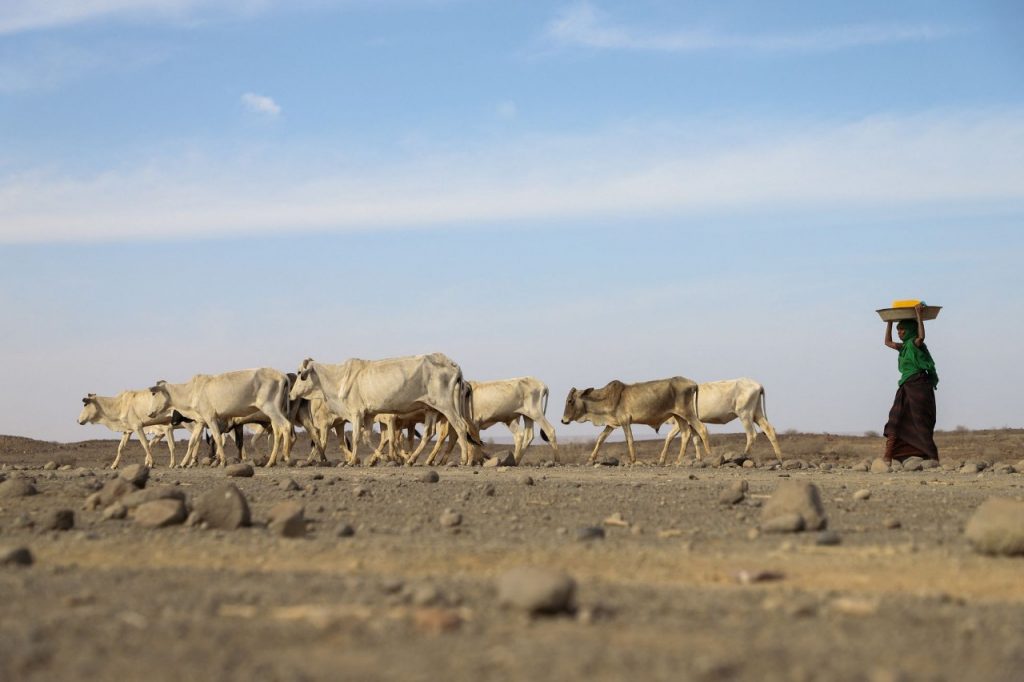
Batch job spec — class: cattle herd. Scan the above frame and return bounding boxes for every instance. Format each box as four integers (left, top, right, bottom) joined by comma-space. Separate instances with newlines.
78, 352, 782, 469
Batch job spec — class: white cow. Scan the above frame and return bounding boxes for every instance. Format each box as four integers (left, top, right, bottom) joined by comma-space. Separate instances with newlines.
406, 377, 559, 466
659, 378, 782, 464
148, 368, 294, 468
77, 391, 198, 468
288, 354, 482, 466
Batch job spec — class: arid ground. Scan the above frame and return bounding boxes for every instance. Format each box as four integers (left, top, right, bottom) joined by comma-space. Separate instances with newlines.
1, 430, 1023, 682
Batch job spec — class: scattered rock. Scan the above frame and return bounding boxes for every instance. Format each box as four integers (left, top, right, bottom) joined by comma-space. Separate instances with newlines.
134, 499, 187, 528
960, 461, 983, 474
603, 512, 629, 527
782, 459, 806, 470
43, 461, 58, 471
901, 457, 924, 472
193, 483, 251, 530
870, 458, 891, 474
481, 483, 496, 496
336, 523, 355, 537
353, 486, 370, 498
719, 486, 745, 505
707, 454, 725, 468
495, 567, 576, 615
815, 530, 842, 546
760, 513, 805, 534
0, 478, 37, 498
0, 546, 33, 567
96, 477, 138, 506
577, 526, 605, 541
964, 497, 1024, 556
225, 463, 254, 478
102, 503, 128, 521
520, 475, 534, 486
853, 489, 871, 501
921, 459, 940, 470
993, 463, 1016, 475
280, 478, 302, 492
742, 460, 756, 469
269, 501, 306, 538
39, 509, 75, 531
883, 517, 902, 529
735, 569, 785, 585
439, 509, 462, 528
484, 451, 516, 468
120, 485, 186, 509
412, 607, 463, 634
119, 463, 150, 487
419, 470, 440, 483
761, 481, 827, 531
596, 456, 619, 467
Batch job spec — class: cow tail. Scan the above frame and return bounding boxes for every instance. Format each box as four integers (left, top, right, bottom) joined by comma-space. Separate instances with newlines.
542, 386, 549, 416
759, 386, 768, 420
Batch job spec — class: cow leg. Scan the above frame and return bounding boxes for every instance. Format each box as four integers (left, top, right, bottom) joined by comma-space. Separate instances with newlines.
516, 417, 536, 465
587, 426, 615, 464
623, 424, 638, 465
110, 431, 132, 469
658, 418, 683, 466
756, 415, 783, 463
135, 427, 156, 468
166, 430, 177, 468
183, 426, 204, 467
424, 420, 450, 466
205, 421, 229, 467
405, 416, 437, 466
676, 420, 694, 465
689, 419, 711, 461
740, 417, 758, 455
347, 413, 363, 466
536, 416, 560, 461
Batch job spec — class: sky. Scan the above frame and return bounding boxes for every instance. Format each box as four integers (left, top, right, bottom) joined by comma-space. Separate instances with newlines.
1, 0, 1023, 443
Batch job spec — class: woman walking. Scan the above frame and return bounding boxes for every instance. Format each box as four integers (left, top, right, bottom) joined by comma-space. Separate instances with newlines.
883, 302, 939, 462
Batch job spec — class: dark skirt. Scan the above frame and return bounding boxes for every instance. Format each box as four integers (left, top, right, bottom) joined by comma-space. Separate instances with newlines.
883, 372, 939, 461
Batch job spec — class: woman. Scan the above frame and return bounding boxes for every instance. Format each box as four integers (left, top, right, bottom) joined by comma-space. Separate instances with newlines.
882, 302, 939, 462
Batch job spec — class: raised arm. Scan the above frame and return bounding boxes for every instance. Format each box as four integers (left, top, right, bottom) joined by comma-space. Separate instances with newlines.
884, 320, 901, 350
914, 303, 925, 347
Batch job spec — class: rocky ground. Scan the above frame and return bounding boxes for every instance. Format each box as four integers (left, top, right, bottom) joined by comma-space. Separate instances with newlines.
1, 431, 1023, 682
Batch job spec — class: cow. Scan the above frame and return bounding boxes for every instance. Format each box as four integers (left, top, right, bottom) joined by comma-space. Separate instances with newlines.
288, 353, 482, 466
561, 377, 710, 465
405, 377, 559, 466
77, 391, 198, 468
148, 368, 293, 468
658, 378, 782, 465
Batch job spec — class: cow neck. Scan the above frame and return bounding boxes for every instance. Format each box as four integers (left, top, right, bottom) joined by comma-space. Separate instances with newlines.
89, 395, 129, 431
163, 381, 196, 417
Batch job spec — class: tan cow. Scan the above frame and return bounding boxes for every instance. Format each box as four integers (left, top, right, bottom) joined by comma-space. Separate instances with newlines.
561, 377, 710, 465
407, 377, 559, 466
658, 378, 782, 464
78, 391, 200, 469
288, 353, 482, 466
148, 368, 293, 467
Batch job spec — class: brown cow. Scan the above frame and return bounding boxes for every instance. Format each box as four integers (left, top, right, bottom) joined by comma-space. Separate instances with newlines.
561, 377, 710, 465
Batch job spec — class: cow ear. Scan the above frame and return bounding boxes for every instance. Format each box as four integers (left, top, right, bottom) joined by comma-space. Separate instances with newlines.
581, 388, 593, 397
82, 397, 90, 405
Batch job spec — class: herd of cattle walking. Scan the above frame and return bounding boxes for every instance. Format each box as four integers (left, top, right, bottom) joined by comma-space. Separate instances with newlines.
77, 352, 783, 469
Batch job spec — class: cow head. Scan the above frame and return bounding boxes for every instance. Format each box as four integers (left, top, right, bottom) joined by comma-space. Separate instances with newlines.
77, 393, 98, 425
147, 381, 170, 418
289, 359, 318, 402
562, 387, 589, 424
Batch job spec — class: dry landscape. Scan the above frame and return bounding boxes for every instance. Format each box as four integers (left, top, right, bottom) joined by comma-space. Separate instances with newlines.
1, 429, 1023, 681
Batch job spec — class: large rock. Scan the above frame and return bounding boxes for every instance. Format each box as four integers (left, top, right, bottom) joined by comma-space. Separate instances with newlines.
193, 483, 250, 530
97, 477, 139, 506
268, 501, 306, 538
964, 498, 1024, 556
39, 509, 75, 531
0, 478, 37, 498
901, 456, 924, 472
225, 463, 254, 478
496, 567, 576, 615
761, 481, 827, 531
134, 499, 187, 528
119, 464, 149, 487
484, 451, 516, 468
120, 485, 186, 509
870, 458, 890, 474
0, 546, 33, 567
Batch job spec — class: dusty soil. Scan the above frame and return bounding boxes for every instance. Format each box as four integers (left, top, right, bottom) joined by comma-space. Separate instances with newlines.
1, 432, 1023, 682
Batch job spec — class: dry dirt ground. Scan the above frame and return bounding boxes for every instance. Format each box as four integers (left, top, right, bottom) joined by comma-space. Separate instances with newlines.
1, 431, 1023, 682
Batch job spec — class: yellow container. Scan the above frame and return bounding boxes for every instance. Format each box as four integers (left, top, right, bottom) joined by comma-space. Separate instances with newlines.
892, 299, 921, 308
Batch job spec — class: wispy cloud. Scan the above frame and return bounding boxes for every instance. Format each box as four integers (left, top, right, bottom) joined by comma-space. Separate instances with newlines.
1, 109, 1021, 243
544, 1, 957, 54
241, 92, 281, 117
0, 0, 277, 35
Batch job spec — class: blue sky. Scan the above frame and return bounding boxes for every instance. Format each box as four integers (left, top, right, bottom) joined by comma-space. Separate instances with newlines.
1, 1, 1022, 442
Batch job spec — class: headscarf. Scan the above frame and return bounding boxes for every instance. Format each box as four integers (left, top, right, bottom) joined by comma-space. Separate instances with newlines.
897, 319, 939, 388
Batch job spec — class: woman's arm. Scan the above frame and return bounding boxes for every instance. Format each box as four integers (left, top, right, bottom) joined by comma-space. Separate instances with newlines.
914, 303, 926, 347
884, 320, 901, 350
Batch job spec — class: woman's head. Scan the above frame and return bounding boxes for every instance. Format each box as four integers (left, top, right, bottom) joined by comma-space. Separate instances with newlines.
897, 319, 918, 341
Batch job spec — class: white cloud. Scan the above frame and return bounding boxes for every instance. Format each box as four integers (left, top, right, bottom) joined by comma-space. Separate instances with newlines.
544, 1, 956, 53
1, 109, 1021, 243
241, 92, 281, 117
0, 0, 275, 34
